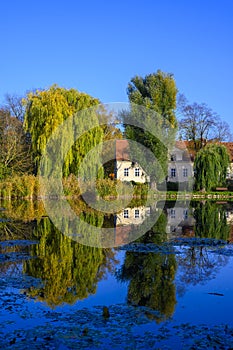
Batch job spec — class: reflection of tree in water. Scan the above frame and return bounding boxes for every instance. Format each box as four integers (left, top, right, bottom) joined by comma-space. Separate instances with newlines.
194, 201, 230, 240
24, 217, 117, 308
117, 212, 177, 323
0, 205, 36, 277
0, 219, 35, 241
0, 200, 45, 222
176, 246, 228, 296
176, 201, 230, 296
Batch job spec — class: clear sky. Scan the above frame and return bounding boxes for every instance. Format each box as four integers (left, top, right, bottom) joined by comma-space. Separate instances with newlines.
0, 0, 232, 130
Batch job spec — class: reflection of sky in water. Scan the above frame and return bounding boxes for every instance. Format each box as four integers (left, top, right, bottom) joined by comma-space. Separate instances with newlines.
2, 249, 233, 327
1, 200, 233, 347
57, 250, 128, 312
175, 251, 233, 325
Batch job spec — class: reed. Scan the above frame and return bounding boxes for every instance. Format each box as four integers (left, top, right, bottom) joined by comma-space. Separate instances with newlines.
0, 174, 39, 199
0, 175, 150, 200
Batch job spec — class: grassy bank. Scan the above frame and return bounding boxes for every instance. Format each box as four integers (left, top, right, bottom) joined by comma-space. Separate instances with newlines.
164, 191, 233, 201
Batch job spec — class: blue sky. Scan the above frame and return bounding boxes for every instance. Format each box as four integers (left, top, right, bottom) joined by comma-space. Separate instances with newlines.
0, 0, 232, 130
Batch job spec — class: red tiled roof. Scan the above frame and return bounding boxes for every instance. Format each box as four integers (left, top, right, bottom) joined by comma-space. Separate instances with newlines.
221, 142, 233, 162
175, 140, 190, 150
116, 140, 233, 162
115, 139, 130, 161
114, 225, 132, 246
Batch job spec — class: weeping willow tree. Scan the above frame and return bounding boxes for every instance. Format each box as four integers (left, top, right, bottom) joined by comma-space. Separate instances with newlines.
23, 85, 103, 178
194, 143, 230, 191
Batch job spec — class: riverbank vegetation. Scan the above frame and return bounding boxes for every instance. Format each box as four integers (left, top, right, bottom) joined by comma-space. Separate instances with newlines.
0, 70, 232, 199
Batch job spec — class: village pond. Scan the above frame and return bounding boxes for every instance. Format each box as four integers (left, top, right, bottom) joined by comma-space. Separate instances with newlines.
1, 199, 233, 349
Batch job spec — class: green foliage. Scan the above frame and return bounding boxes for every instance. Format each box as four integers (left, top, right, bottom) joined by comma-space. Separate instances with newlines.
23, 85, 103, 177
0, 199, 45, 222
117, 250, 176, 322
95, 179, 149, 200
117, 215, 177, 322
62, 174, 81, 197
127, 70, 177, 126
96, 178, 118, 197
193, 201, 230, 240
24, 217, 116, 307
124, 70, 178, 183
0, 175, 39, 199
194, 143, 230, 191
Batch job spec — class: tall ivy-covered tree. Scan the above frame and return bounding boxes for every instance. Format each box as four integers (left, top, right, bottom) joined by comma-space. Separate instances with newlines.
116, 215, 177, 323
127, 70, 177, 126
23, 85, 103, 177
194, 143, 230, 191
124, 70, 178, 184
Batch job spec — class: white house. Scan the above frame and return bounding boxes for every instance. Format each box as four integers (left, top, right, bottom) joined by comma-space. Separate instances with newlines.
115, 140, 149, 183
114, 139, 233, 185
167, 141, 194, 183
114, 139, 193, 184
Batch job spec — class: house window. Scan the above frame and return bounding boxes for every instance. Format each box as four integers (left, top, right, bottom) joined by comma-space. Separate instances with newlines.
171, 154, 176, 161
124, 168, 129, 177
171, 168, 176, 177
123, 209, 129, 218
183, 168, 188, 177
171, 209, 176, 219
134, 209, 140, 218
183, 209, 188, 220
135, 168, 140, 177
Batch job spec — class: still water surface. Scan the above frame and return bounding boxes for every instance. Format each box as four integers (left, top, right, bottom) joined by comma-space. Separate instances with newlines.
0, 200, 233, 348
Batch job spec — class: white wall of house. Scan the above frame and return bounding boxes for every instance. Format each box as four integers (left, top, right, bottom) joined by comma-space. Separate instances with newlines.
167, 162, 194, 183
115, 160, 149, 183
227, 163, 233, 179
115, 144, 233, 185
167, 146, 194, 183
170, 147, 184, 161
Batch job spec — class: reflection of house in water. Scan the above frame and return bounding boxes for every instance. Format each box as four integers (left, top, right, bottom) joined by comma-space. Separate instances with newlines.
114, 206, 151, 246
113, 202, 233, 245
226, 207, 233, 224
114, 204, 196, 245
116, 206, 151, 226
166, 205, 196, 237
225, 206, 233, 243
